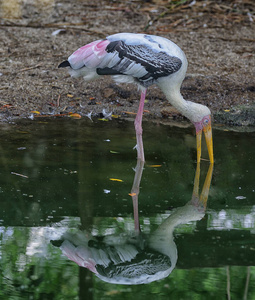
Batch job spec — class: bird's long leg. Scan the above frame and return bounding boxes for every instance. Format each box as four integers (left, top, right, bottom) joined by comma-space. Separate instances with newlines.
134, 89, 146, 162
130, 159, 144, 233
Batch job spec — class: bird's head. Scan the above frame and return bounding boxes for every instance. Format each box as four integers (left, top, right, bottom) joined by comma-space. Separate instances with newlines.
184, 102, 213, 164
191, 106, 214, 164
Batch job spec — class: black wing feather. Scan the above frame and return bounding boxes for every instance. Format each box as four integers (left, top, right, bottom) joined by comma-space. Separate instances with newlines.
58, 60, 71, 68
97, 40, 182, 87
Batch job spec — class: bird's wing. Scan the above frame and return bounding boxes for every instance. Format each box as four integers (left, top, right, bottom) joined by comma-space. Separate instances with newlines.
98, 40, 182, 87
66, 36, 182, 87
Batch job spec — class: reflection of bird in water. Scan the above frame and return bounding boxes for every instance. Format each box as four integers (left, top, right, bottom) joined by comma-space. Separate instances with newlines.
59, 33, 214, 163
52, 162, 213, 285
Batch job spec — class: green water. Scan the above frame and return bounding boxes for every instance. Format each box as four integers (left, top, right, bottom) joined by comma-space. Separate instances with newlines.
0, 118, 254, 299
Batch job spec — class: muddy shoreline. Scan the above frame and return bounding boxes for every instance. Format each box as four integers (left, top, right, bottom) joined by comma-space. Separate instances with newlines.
0, 0, 254, 128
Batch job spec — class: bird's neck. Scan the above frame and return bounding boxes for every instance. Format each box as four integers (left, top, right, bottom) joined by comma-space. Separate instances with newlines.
161, 85, 191, 119
159, 83, 202, 123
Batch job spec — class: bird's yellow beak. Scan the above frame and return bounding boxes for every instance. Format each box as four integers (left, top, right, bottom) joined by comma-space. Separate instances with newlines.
204, 122, 214, 164
196, 122, 214, 164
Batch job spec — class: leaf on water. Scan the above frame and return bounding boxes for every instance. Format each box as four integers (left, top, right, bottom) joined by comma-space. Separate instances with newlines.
235, 196, 246, 200
11, 172, 28, 178
31, 110, 40, 114
98, 118, 109, 121
148, 165, 162, 168
129, 192, 137, 196
17, 131, 29, 134
111, 114, 120, 118
110, 150, 119, 154
69, 113, 82, 119
109, 178, 123, 182
105, 290, 121, 296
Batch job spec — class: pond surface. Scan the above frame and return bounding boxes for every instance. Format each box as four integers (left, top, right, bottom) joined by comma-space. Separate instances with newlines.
0, 118, 254, 299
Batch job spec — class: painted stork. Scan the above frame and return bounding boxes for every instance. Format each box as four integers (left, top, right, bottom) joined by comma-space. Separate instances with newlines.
52, 162, 213, 285
59, 33, 214, 163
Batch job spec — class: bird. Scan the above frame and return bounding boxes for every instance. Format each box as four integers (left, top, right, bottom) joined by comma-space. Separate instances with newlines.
51, 162, 213, 285
58, 32, 214, 163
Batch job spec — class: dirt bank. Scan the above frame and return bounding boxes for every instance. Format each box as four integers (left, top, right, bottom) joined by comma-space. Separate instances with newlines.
0, 0, 254, 127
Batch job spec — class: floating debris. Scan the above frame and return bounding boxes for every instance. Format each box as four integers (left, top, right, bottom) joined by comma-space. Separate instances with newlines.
11, 172, 28, 178
235, 196, 246, 200
148, 165, 162, 168
109, 178, 123, 182
85, 111, 93, 121
102, 109, 112, 119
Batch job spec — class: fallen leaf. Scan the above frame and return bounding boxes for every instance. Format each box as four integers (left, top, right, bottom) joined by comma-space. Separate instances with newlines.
67, 94, 74, 98
129, 192, 137, 196
224, 109, 230, 112
17, 131, 29, 134
105, 290, 121, 296
148, 165, 162, 168
110, 150, 119, 154
31, 110, 40, 114
1, 104, 13, 109
98, 118, 109, 121
69, 113, 82, 119
48, 102, 57, 107
122, 111, 136, 115
109, 178, 123, 182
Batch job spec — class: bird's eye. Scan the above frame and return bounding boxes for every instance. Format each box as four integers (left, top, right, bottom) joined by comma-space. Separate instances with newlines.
203, 118, 209, 125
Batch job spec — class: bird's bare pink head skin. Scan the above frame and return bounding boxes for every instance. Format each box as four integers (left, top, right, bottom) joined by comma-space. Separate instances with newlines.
180, 101, 213, 164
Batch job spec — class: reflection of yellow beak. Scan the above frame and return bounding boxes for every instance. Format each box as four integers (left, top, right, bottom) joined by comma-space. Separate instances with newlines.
196, 124, 214, 164
192, 162, 214, 209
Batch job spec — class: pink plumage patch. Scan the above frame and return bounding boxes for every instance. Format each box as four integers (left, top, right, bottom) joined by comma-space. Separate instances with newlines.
68, 39, 110, 69
61, 241, 98, 274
